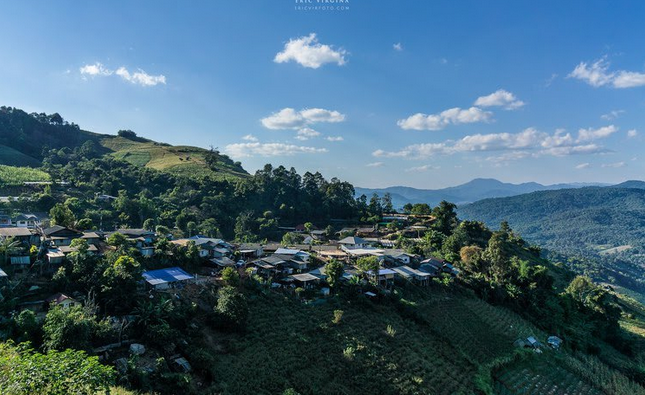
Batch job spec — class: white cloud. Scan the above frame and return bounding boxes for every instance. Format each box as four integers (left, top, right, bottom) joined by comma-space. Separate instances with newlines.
242, 134, 258, 142
474, 89, 525, 110
80, 62, 113, 76
299, 108, 345, 123
224, 142, 327, 158
274, 33, 347, 69
602, 161, 626, 168
115, 67, 166, 86
295, 127, 321, 141
261, 107, 345, 130
569, 57, 645, 88
374, 126, 615, 159
575, 163, 591, 169
601, 110, 625, 120
326, 136, 344, 142
393, 43, 403, 51
79, 62, 166, 86
545, 73, 558, 87
397, 107, 492, 131
628, 129, 638, 138
613, 71, 645, 88
366, 162, 384, 168
576, 125, 618, 142
405, 165, 438, 172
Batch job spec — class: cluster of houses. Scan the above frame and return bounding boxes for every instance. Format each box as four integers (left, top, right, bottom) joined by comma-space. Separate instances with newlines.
237, 235, 459, 292
0, 212, 458, 307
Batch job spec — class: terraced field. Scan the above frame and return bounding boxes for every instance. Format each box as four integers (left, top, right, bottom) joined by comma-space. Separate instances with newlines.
101, 137, 248, 181
202, 287, 574, 394
494, 356, 601, 395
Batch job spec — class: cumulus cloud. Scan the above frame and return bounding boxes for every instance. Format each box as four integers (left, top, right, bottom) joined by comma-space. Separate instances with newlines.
393, 43, 403, 51
261, 107, 345, 130
79, 62, 166, 86
373, 126, 617, 159
569, 57, 645, 88
224, 142, 327, 158
80, 62, 112, 76
575, 163, 591, 169
397, 107, 492, 131
274, 33, 347, 69
628, 129, 638, 138
115, 67, 166, 86
366, 162, 384, 168
242, 134, 258, 142
474, 89, 525, 110
326, 136, 344, 142
576, 125, 618, 142
295, 127, 321, 141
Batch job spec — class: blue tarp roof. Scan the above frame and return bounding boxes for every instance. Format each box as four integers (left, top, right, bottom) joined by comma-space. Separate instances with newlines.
142, 267, 194, 286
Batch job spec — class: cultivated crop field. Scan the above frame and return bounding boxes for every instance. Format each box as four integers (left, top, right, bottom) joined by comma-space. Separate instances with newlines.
200, 285, 615, 395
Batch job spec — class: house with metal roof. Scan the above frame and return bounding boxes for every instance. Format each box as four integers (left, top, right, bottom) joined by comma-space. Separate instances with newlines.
338, 236, 368, 248
366, 268, 396, 288
391, 265, 432, 286
142, 267, 194, 290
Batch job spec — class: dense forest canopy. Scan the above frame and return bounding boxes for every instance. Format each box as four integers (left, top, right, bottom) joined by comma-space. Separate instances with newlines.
459, 187, 645, 297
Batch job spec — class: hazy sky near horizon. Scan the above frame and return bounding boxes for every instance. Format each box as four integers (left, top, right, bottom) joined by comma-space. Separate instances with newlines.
1, 0, 644, 188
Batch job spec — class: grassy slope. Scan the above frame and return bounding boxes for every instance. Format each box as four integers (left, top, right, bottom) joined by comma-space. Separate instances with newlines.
100, 137, 248, 181
0, 145, 42, 167
200, 284, 640, 395
0, 164, 50, 186
0, 108, 249, 181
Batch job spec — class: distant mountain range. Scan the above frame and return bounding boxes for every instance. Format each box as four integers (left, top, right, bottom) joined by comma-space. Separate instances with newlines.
355, 178, 610, 208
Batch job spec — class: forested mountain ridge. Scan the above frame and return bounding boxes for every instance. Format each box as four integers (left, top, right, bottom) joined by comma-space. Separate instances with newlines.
0, 106, 247, 181
458, 187, 645, 297
356, 178, 608, 208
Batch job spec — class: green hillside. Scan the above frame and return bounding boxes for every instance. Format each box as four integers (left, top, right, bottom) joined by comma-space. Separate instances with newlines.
0, 106, 248, 181
458, 187, 645, 297
101, 137, 248, 181
0, 165, 50, 186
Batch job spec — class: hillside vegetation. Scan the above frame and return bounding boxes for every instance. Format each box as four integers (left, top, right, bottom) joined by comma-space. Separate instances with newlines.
0, 106, 248, 181
458, 187, 645, 297
0, 165, 50, 187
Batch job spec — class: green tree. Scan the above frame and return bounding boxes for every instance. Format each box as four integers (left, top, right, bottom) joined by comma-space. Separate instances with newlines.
356, 256, 380, 285
410, 203, 431, 215
12, 310, 41, 344
325, 259, 344, 289
432, 200, 458, 235
215, 286, 249, 329
107, 232, 128, 247
43, 305, 94, 351
75, 218, 93, 230
186, 221, 198, 237
143, 218, 156, 231
49, 203, 76, 228
484, 232, 509, 283
304, 222, 314, 233
382, 192, 394, 213
101, 256, 141, 311
282, 232, 304, 246
0, 341, 115, 395
221, 267, 240, 287
0, 237, 21, 265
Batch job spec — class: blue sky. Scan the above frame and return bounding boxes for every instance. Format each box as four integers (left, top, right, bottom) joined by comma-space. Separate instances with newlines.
1, 1, 644, 188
